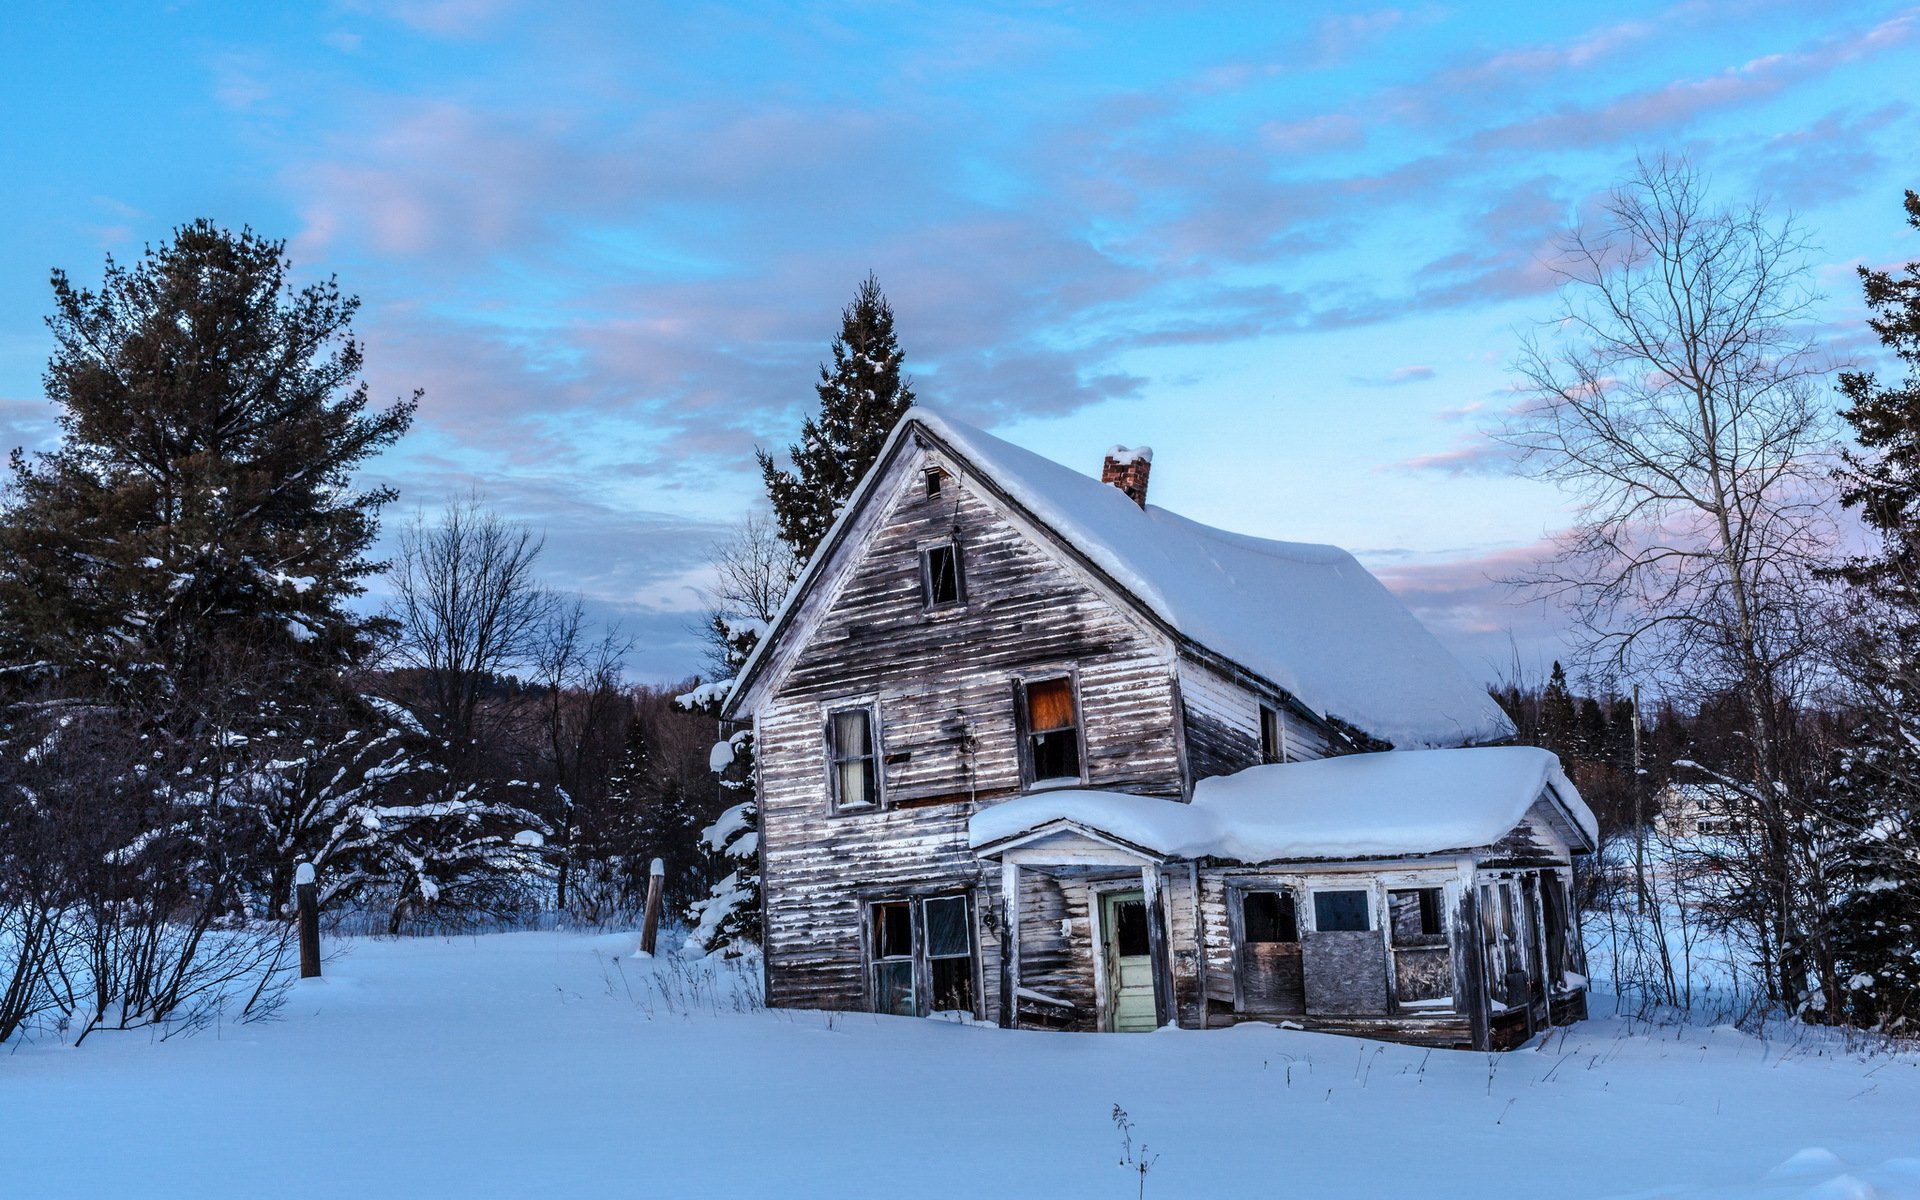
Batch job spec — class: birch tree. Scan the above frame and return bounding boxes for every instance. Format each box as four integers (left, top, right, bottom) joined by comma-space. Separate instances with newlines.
1503, 156, 1843, 1010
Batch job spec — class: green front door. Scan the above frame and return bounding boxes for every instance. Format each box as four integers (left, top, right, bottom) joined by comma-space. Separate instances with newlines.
1102, 890, 1158, 1032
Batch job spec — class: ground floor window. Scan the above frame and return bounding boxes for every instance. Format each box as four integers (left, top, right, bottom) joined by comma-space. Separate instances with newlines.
1387, 887, 1453, 1005
1312, 888, 1372, 932
867, 894, 978, 1018
1235, 887, 1304, 1014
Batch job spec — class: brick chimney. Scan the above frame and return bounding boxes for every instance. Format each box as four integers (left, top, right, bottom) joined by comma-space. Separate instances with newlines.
1101, 445, 1153, 508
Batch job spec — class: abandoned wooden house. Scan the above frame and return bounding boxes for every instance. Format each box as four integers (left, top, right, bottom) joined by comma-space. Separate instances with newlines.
721, 408, 1596, 1050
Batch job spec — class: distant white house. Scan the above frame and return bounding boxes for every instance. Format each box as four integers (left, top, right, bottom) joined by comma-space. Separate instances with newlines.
723, 408, 1595, 1050
1654, 782, 1749, 841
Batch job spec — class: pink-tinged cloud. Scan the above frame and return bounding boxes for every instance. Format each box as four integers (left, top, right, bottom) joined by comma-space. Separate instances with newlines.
1352, 364, 1435, 387
1367, 538, 1573, 681
1468, 10, 1917, 153
1391, 437, 1517, 476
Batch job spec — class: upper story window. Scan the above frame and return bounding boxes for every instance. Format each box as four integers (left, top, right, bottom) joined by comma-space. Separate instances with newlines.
922, 543, 964, 608
1021, 675, 1082, 784
1259, 704, 1285, 764
924, 467, 946, 498
829, 706, 879, 809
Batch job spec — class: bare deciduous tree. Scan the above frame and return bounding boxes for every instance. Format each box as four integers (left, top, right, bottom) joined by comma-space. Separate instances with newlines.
384, 495, 555, 764
1503, 156, 1843, 1009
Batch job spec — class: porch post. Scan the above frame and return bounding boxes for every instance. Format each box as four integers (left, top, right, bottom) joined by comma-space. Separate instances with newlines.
999, 860, 1021, 1029
1141, 864, 1175, 1028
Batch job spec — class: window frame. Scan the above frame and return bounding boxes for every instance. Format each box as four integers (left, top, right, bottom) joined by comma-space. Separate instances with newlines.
825, 701, 884, 813
862, 892, 980, 1019
1014, 670, 1088, 788
919, 540, 966, 610
1259, 704, 1286, 764
924, 466, 946, 499
1309, 886, 1375, 933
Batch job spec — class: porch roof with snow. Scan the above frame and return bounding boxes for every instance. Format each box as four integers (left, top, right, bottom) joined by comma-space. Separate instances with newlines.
725, 407, 1514, 748
968, 746, 1597, 864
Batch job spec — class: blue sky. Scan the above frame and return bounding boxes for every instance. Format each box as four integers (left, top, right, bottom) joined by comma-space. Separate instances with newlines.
2, 1, 1916, 685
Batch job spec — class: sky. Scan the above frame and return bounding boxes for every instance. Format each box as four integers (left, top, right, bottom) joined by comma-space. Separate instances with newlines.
2, 1, 1916, 687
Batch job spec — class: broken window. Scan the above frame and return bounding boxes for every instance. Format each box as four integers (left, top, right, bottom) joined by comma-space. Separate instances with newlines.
1022, 676, 1082, 782
1312, 889, 1371, 932
1388, 888, 1445, 945
829, 707, 878, 809
1237, 889, 1305, 1013
1259, 705, 1284, 764
868, 896, 977, 1018
1242, 890, 1299, 943
1387, 887, 1453, 1006
1109, 897, 1150, 958
924, 895, 975, 1014
922, 543, 964, 607
924, 466, 945, 498
870, 902, 916, 1016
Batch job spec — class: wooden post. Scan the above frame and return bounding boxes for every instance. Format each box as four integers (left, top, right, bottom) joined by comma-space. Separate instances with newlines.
999, 860, 1021, 1029
295, 862, 321, 979
640, 858, 665, 955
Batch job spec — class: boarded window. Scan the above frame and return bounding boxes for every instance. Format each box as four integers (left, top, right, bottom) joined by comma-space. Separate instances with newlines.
829, 708, 878, 808
870, 902, 915, 1016
922, 543, 963, 607
1023, 676, 1081, 782
1242, 890, 1298, 943
1259, 705, 1284, 764
924, 896, 975, 1014
1313, 889, 1371, 932
1237, 889, 1304, 1015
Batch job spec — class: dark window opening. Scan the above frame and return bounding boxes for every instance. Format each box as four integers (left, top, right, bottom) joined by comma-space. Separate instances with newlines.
1313, 889, 1371, 932
870, 902, 915, 1016
830, 708, 878, 808
1388, 888, 1446, 945
1259, 705, 1284, 764
924, 467, 945, 498
1242, 890, 1299, 943
925, 895, 974, 1013
1023, 676, 1081, 782
923, 543, 963, 607
869, 896, 976, 1018
1110, 898, 1150, 958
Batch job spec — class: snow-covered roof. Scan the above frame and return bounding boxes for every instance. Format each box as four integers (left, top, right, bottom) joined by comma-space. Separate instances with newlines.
969, 745, 1595, 863
911, 409, 1513, 748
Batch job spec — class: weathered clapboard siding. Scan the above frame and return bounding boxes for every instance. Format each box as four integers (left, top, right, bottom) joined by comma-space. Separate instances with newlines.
757, 444, 1189, 1013
1177, 659, 1332, 784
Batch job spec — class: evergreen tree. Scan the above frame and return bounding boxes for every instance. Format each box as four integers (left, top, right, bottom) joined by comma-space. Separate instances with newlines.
677, 619, 763, 955
1830, 190, 1920, 1029
757, 274, 915, 562
0, 221, 414, 712
1540, 662, 1578, 758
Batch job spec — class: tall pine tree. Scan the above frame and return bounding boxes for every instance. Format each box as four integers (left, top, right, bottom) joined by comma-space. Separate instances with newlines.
1830, 190, 1920, 1029
0, 221, 414, 710
757, 273, 915, 562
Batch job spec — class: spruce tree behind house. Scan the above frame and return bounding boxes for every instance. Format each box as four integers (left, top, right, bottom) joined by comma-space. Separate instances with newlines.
757, 273, 916, 563
1831, 189, 1920, 1029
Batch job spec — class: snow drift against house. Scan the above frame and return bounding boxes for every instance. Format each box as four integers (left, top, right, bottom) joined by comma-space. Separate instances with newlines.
969, 746, 1595, 862
911, 409, 1512, 748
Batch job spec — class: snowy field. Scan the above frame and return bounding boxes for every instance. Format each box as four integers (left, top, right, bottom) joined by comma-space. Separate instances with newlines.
5, 932, 1919, 1200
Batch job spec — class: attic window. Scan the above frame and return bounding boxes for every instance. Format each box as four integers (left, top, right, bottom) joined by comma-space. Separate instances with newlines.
925, 541, 967, 606
922, 543, 964, 608
1259, 705, 1285, 764
924, 467, 945, 498
1021, 675, 1082, 783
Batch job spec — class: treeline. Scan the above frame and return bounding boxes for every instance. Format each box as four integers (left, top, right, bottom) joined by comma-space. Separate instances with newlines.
0, 225, 724, 1043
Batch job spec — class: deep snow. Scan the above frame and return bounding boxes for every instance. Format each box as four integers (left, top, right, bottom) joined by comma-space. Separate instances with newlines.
5, 931, 1919, 1199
